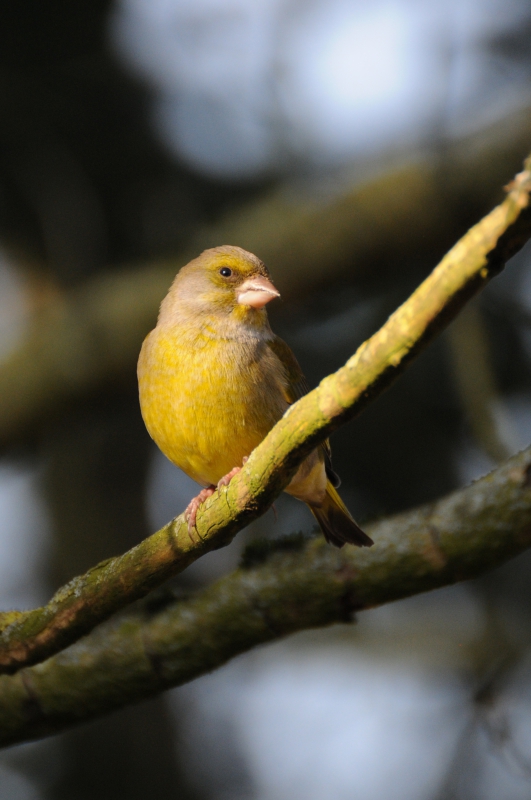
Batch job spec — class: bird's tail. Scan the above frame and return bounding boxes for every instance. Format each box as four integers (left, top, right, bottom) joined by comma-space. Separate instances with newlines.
309, 482, 373, 548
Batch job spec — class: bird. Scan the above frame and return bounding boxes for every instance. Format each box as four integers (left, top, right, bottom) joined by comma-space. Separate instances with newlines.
137, 245, 373, 548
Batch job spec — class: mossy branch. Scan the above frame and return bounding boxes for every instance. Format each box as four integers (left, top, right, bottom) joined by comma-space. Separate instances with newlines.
2, 446, 531, 747
0, 154, 529, 677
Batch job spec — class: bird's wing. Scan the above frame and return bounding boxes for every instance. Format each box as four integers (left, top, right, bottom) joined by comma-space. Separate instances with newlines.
267, 336, 340, 488
267, 335, 310, 403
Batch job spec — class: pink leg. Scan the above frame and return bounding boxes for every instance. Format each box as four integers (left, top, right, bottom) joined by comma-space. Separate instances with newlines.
184, 486, 215, 531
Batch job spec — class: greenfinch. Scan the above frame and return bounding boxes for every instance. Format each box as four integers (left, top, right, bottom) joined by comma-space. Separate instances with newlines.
137, 245, 372, 548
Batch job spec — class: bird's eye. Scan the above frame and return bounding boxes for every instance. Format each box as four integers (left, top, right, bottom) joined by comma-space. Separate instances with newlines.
219, 267, 232, 277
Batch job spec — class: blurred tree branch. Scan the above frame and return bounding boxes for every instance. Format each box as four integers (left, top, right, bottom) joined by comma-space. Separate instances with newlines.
0, 106, 531, 447
1, 445, 531, 747
447, 304, 518, 462
0, 152, 529, 677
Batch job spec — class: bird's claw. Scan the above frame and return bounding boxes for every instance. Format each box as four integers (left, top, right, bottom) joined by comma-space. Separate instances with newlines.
217, 466, 241, 493
216, 457, 249, 495
184, 486, 215, 531
185, 457, 250, 533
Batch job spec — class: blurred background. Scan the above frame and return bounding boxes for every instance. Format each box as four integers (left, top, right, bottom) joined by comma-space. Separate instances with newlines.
1, 0, 531, 797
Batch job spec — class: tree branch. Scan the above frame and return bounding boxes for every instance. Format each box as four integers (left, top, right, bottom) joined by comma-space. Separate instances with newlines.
1, 106, 530, 448
1, 445, 531, 747
0, 154, 530, 677
447, 303, 516, 461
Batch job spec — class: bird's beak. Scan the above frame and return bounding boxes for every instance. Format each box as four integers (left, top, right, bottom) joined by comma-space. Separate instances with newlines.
237, 276, 280, 308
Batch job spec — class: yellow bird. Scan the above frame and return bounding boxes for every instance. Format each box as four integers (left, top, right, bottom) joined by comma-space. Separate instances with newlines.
138, 245, 373, 548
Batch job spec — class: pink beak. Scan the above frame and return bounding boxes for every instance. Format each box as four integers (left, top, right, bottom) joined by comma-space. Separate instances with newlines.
237, 275, 280, 308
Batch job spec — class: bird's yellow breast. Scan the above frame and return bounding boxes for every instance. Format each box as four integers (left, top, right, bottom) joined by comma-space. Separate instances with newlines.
138, 325, 289, 487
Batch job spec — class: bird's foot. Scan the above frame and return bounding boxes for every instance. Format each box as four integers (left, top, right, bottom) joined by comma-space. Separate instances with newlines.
185, 458, 249, 532
216, 456, 249, 494
217, 467, 241, 491
184, 486, 215, 531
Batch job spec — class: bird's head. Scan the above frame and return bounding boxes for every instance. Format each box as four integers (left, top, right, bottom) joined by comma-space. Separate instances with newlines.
159, 245, 280, 330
